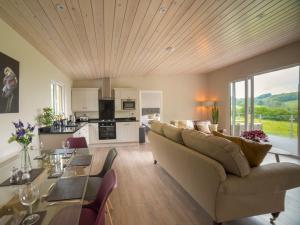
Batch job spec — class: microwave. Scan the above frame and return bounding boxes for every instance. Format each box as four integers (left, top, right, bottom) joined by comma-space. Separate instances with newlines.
121, 99, 136, 110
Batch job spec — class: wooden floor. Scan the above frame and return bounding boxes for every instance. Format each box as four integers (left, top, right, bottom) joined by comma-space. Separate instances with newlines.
90, 143, 300, 225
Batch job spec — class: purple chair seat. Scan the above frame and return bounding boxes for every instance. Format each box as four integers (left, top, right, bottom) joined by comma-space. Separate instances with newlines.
79, 208, 98, 225
66, 137, 88, 148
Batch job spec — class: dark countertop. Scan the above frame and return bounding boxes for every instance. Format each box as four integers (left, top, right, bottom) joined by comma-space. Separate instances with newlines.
115, 118, 139, 122
39, 122, 88, 135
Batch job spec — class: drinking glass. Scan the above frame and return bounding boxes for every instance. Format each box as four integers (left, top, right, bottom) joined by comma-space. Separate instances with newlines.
19, 183, 40, 225
62, 140, 70, 158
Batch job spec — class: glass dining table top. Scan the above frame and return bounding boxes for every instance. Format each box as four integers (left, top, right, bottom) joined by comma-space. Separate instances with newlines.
0, 148, 94, 225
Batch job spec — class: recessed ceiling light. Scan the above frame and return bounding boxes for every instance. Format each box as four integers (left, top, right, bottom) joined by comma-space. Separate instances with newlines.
256, 12, 265, 19
55, 4, 65, 12
165, 46, 175, 52
159, 6, 167, 14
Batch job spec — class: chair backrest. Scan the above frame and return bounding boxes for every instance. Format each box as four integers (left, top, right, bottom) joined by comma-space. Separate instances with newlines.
97, 148, 118, 177
94, 170, 117, 225
66, 137, 88, 148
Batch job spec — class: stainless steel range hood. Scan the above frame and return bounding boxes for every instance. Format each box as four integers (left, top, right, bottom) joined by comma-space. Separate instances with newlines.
101, 77, 112, 99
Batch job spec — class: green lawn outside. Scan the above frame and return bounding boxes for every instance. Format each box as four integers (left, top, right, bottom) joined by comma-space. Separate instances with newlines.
255, 119, 298, 138
233, 117, 298, 138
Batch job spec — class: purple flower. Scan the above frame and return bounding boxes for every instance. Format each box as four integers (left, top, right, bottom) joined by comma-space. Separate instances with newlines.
17, 129, 25, 138
241, 130, 268, 142
18, 120, 24, 128
13, 122, 20, 128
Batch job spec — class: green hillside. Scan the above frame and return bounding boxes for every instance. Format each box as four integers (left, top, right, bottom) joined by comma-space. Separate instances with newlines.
236, 92, 298, 121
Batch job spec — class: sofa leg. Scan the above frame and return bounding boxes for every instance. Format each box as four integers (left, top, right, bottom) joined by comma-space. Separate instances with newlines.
213, 221, 222, 225
154, 160, 157, 164
270, 212, 280, 224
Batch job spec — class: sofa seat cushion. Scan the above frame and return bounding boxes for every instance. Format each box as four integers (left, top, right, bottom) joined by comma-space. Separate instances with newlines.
213, 131, 272, 167
182, 129, 250, 177
219, 162, 300, 195
162, 124, 184, 144
150, 121, 164, 135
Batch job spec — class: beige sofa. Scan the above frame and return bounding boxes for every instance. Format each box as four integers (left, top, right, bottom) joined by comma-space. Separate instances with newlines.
149, 122, 300, 225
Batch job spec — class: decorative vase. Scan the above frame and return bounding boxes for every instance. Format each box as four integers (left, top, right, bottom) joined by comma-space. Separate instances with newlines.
20, 145, 32, 180
209, 124, 218, 132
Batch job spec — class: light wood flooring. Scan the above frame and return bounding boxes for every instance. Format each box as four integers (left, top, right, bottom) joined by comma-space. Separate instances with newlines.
90, 143, 300, 225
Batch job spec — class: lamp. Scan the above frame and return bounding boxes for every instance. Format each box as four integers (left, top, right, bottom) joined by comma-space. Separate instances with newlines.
197, 101, 214, 107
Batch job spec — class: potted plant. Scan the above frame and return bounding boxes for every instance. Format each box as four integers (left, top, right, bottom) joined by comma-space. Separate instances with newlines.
210, 101, 219, 132
36, 107, 55, 132
8, 120, 35, 180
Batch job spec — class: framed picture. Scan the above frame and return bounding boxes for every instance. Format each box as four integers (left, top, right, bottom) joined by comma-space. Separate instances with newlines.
0, 52, 19, 113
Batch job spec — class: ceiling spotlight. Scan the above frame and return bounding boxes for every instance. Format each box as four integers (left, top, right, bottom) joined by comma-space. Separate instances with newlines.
159, 6, 167, 14
165, 46, 175, 52
256, 12, 265, 19
55, 3, 65, 12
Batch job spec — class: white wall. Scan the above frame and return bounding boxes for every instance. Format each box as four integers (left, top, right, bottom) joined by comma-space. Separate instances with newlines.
0, 18, 72, 161
73, 73, 208, 123
141, 91, 162, 108
206, 40, 300, 131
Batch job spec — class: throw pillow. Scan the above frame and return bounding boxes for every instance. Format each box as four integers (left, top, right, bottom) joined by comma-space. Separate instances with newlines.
162, 124, 184, 144
212, 131, 272, 167
195, 121, 212, 133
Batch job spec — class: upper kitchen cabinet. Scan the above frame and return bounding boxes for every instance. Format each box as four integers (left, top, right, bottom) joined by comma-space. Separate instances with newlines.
114, 88, 138, 100
72, 88, 99, 112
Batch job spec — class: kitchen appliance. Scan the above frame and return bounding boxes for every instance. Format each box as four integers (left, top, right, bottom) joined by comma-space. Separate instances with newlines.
98, 99, 115, 140
79, 116, 89, 122
98, 120, 116, 140
121, 99, 136, 110
99, 100, 115, 120
69, 115, 76, 123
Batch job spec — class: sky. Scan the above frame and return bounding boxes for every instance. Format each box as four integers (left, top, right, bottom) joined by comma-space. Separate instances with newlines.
234, 66, 299, 98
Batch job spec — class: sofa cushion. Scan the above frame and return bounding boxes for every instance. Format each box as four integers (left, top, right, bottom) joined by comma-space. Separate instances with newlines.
162, 124, 184, 144
150, 121, 164, 135
213, 131, 272, 167
182, 129, 250, 177
195, 121, 212, 133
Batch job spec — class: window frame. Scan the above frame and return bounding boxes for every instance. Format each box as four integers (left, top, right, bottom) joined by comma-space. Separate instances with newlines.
51, 80, 66, 116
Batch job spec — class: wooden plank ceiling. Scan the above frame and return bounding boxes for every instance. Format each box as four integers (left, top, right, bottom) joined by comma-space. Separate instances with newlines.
0, 0, 300, 79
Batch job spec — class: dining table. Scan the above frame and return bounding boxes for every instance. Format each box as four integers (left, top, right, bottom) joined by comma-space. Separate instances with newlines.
0, 147, 94, 225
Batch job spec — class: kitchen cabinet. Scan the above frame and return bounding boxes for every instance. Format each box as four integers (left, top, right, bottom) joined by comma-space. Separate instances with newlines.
116, 122, 139, 142
89, 123, 99, 144
72, 88, 99, 112
73, 124, 89, 144
114, 88, 138, 100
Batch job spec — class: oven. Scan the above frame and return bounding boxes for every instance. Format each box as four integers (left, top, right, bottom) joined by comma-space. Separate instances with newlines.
121, 99, 136, 110
98, 121, 116, 140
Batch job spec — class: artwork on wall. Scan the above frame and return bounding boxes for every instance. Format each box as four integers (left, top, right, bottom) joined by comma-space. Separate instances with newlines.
0, 52, 19, 113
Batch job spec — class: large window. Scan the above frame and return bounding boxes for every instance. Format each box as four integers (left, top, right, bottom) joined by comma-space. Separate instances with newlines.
51, 81, 65, 115
230, 66, 300, 155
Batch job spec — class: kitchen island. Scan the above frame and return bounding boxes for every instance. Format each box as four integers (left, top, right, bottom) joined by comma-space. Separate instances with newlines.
39, 122, 89, 149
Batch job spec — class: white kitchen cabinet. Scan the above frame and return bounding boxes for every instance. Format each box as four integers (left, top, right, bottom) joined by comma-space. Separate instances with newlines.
73, 123, 89, 144
72, 88, 99, 112
114, 88, 138, 100
115, 99, 122, 111
89, 123, 99, 144
116, 122, 139, 142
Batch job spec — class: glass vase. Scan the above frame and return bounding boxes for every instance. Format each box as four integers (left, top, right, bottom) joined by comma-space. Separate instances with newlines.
20, 145, 32, 180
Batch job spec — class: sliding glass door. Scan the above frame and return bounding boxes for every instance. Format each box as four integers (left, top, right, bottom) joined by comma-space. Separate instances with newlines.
230, 66, 300, 155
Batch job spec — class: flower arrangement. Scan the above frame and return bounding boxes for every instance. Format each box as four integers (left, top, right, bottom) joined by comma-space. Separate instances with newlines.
241, 130, 269, 142
8, 120, 35, 147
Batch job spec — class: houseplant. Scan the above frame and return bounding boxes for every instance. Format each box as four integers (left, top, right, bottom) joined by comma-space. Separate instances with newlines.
210, 101, 219, 131
8, 120, 35, 180
36, 107, 55, 131
241, 130, 269, 142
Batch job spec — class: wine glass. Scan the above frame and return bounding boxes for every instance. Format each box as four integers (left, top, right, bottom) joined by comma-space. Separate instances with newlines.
19, 183, 40, 225
62, 140, 70, 158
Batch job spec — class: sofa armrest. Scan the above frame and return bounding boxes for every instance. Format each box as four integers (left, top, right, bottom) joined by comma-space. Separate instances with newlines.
220, 162, 300, 195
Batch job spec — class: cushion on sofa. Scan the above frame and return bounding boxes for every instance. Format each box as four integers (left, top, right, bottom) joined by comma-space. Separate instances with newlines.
195, 121, 212, 133
212, 131, 272, 167
182, 129, 250, 177
162, 124, 184, 144
150, 121, 164, 135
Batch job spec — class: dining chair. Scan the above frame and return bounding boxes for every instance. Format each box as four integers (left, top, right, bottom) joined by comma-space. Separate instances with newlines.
79, 169, 117, 225
85, 148, 118, 202
66, 137, 88, 148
